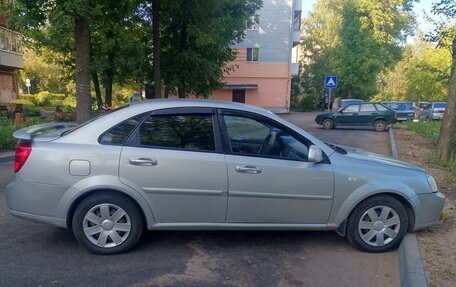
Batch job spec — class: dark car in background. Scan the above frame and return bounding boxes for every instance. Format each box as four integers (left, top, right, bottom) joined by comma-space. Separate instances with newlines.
420, 102, 447, 120
315, 102, 396, 132
382, 101, 416, 122
338, 99, 364, 109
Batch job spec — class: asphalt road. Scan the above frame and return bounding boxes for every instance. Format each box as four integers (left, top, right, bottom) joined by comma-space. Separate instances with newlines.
0, 112, 398, 287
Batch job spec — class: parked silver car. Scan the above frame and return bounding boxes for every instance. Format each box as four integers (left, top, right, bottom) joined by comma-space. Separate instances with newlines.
6, 100, 444, 254
420, 102, 447, 120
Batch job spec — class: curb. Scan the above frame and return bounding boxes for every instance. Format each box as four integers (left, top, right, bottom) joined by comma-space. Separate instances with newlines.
389, 126, 428, 287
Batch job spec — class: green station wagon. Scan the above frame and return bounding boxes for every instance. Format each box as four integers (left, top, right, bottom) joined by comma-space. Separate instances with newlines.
315, 103, 396, 132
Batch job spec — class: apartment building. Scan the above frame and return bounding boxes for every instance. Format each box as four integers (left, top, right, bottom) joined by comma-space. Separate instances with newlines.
0, 12, 23, 105
209, 0, 302, 113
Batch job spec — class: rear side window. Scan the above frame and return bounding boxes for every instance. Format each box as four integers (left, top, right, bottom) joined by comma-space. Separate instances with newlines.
375, 104, 388, 111
360, 104, 376, 112
138, 114, 215, 151
99, 113, 147, 145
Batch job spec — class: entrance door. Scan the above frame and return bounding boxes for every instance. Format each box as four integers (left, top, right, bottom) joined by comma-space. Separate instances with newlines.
232, 90, 246, 103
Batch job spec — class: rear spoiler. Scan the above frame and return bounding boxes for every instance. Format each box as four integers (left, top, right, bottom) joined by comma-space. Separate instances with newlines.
13, 122, 78, 141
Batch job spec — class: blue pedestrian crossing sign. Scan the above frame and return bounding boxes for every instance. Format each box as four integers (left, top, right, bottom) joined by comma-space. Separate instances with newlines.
325, 76, 338, 88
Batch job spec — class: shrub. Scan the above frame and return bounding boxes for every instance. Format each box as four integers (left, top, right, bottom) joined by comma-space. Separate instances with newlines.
0, 118, 46, 149
23, 106, 42, 117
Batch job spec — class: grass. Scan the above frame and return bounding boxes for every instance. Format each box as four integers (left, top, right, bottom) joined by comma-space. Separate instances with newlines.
400, 121, 442, 143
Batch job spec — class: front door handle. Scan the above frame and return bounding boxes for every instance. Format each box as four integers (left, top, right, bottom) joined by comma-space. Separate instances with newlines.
235, 165, 262, 174
129, 157, 158, 166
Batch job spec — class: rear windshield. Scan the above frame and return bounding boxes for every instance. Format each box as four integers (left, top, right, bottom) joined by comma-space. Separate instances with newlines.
434, 103, 446, 108
61, 105, 130, 136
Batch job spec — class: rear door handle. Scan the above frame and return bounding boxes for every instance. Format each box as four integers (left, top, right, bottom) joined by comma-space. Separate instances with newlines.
129, 157, 158, 166
235, 165, 262, 174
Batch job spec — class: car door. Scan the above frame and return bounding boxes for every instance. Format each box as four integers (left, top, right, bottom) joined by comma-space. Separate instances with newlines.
358, 103, 378, 124
119, 108, 228, 223
335, 104, 360, 125
220, 111, 334, 224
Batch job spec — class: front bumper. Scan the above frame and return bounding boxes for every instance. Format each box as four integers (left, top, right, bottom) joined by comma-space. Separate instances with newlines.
409, 191, 445, 231
431, 113, 444, 120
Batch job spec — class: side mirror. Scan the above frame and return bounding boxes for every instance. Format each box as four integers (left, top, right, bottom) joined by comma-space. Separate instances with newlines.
308, 145, 324, 163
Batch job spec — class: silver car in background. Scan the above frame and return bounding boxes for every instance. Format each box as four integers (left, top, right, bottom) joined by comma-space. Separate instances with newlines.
6, 100, 444, 254
420, 102, 447, 120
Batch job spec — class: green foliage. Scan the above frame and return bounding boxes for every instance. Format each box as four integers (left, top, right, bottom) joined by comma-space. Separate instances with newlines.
375, 41, 452, 102
19, 48, 70, 94
160, 0, 262, 97
0, 118, 46, 150
300, 0, 415, 101
23, 107, 42, 117
19, 92, 76, 108
300, 0, 344, 100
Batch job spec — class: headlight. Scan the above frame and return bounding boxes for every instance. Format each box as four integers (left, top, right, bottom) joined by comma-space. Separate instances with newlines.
427, 174, 438, 192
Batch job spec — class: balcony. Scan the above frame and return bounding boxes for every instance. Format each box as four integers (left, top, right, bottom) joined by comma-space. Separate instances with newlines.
0, 26, 24, 69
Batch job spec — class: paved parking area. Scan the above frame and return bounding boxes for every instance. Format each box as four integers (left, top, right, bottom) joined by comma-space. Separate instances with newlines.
0, 112, 398, 287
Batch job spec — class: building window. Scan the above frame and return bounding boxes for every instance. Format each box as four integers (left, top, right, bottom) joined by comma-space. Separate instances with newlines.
293, 11, 301, 31
246, 48, 259, 62
246, 14, 260, 30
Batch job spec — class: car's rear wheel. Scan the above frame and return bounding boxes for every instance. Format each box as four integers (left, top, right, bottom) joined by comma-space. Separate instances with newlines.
373, 120, 387, 132
346, 195, 408, 253
72, 192, 144, 254
322, 119, 335, 130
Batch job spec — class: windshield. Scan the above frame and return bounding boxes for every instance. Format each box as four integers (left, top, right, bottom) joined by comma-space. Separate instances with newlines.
434, 103, 446, 108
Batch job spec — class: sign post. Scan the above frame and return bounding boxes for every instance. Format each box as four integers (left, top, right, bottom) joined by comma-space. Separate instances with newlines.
324, 76, 337, 111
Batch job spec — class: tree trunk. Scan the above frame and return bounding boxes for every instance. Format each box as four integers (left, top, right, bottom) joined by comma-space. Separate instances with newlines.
75, 15, 92, 124
104, 67, 114, 107
152, 0, 161, 99
92, 72, 103, 110
437, 38, 456, 163
104, 50, 115, 106
178, 85, 186, 98
164, 86, 170, 98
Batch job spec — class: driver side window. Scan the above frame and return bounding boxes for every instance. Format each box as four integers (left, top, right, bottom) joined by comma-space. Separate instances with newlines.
223, 115, 309, 161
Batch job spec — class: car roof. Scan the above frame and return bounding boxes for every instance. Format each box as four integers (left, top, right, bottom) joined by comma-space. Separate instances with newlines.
128, 99, 273, 115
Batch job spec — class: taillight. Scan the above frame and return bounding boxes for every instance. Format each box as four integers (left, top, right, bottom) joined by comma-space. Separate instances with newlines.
14, 141, 32, 173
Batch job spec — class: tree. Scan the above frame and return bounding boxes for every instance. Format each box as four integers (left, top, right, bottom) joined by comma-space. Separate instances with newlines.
333, 0, 414, 100
159, 0, 262, 98
6, 0, 92, 123
299, 0, 414, 101
373, 40, 451, 103
432, 0, 456, 163
152, 0, 161, 99
20, 48, 69, 94
299, 0, 345, 101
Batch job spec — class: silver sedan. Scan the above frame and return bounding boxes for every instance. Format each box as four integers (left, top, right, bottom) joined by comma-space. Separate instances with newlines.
6, 100, 445, 254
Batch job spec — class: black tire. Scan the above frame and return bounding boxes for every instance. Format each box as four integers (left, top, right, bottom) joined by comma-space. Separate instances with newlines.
373, 120, 387, 132
322, 119, 335, 130
346, 195, 408, 253
72, 192, 144, 254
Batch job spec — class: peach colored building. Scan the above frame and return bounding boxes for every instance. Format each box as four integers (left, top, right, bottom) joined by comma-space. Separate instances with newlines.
209, 0, 302, 113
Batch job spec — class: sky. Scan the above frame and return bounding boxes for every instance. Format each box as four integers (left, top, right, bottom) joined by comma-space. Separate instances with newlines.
301, 0, 436, 35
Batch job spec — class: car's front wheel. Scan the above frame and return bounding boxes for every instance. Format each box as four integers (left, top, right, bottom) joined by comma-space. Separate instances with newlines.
72, 192, 144, 254
346, 195, 408, 253
322, 119, 335, 130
